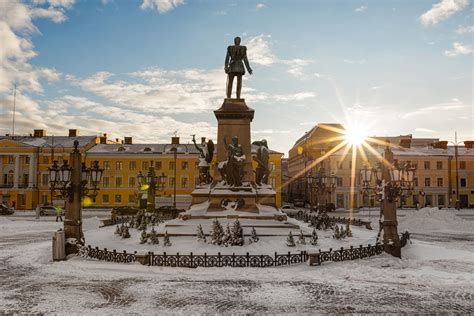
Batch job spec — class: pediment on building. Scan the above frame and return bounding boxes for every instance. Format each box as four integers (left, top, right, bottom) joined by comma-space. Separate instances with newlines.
0, 139, 36, 150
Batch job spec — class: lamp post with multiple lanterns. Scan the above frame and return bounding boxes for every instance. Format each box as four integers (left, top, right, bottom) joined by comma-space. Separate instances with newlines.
137, 161, 167, 213
360, 145, 416, 258
307, 165, 338, 212
47, 140, 103, 254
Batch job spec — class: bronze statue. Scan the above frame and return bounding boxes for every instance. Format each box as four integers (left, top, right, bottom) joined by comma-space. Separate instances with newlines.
225, 36, 253, 99
192, 135, 214, 185
218, 136, 245, 186
253, 139, 270, 185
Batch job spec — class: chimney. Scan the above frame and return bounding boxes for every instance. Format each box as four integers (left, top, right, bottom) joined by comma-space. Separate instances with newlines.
171, 136, 180, 145
464, 141, 474, 149
68, 129, 78, 137
432, 141, 448, 150
124, 137, 133, 144
33, 129, 46, 137
201, 137, 206, 144
399, 139, 411, 148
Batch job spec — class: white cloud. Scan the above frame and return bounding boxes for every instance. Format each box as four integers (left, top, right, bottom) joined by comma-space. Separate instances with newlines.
256, 3, 267, 10
0, 0, 65, 94
343, 58, 366, 64
245, 34, 313, 78
140, 0, 184, 13
419, 0, 469, 26
414, 127, 436, 133
455, 25, 474, 33
444, 42, 473, 57
355, 5, 367, 13
400, 98, 467, 119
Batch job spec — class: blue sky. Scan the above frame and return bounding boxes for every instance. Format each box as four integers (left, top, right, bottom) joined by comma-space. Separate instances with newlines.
0, 0, 472, 154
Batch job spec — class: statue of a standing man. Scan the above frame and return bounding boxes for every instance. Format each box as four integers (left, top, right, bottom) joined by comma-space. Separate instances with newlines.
225, 36, 253, 99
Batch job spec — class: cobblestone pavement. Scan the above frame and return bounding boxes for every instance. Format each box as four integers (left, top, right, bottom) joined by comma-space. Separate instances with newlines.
0, 232, 473, 314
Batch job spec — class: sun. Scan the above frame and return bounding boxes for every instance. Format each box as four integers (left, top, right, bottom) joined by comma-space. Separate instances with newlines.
344, 124, 368, 146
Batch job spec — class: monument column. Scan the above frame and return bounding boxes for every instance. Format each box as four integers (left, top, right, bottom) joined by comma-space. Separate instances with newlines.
214, 98, 255, 183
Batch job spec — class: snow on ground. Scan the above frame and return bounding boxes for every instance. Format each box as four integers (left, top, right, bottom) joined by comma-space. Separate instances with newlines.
398, 207, 474, 233
1, 210, 473, 314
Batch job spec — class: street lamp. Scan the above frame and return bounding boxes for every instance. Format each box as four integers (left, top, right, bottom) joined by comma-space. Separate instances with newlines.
47, 140, 103, 255
359, 146, 417, 258
137, 161, 167, 212
306, 164, 339, 212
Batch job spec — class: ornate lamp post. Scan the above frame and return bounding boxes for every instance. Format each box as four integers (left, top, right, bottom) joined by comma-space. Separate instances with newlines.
307, 174, 313, 211
359, 146, 416, 258
307, 165, 338, 212
47, 141, 103, 254
137, 161, 167, 213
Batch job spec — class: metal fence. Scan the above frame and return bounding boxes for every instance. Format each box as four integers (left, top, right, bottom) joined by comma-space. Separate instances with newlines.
78, 245, 137, 263
148, 251, 308, 268
317, 243, 384, 265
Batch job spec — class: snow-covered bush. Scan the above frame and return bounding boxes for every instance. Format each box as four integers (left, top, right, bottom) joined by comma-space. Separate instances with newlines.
286, 231, 296, 247
297, 230, 306, 245
121, 226, 130, 239
210, 218, 224, 245
163, 231, 172, 247
140, 230, 148, 244
149, 227, 159, 245
230, 219, 244, 246
196, 224, 206, 242
222, 224, 232, 246
310, 228, 318, 245
249, 227, 259, 243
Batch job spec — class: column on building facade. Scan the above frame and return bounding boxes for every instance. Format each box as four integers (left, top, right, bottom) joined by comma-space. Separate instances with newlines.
0, 155, 3, 184
13, 154, 20, 188
28, 154, 36, 188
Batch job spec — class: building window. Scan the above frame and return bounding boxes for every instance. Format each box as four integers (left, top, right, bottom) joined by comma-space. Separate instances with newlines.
181, 161, 188, 170
437, 195, 445, 207
436, 161, 443, 170
424, 161, 430, 169
42, 156, 49, 164
460, 178, 467, 187
116, 161, 123, 170
437, 178, 443, 187
169, 177, 175, 187
103, 161, 110, 170
129, 177, 136, 187
142, 161, 149, 170
129, 161, 136, 170
25, 156, 30, 164
115, 194, 122, 203
336, 177, 343, 187
424, 177, 431, 187
42, 174, 49, 186
459, 161, 466, 169
115, 177, 123, 188
8, 156, 14, 164
156, 161, 162, 170
102, 177, 109, 188
128, 194, 136, 203
181, 177, 188, 188
169, 162, 175, 170
413, 178, 418, 187
102, 194, 109, 203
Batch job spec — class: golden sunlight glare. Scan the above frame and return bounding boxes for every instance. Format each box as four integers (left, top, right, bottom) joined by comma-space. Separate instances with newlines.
344, 124, 368, 146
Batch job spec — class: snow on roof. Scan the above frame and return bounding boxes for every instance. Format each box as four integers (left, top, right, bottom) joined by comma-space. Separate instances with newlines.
0, 136, 97, 148
87, 143, 282, 155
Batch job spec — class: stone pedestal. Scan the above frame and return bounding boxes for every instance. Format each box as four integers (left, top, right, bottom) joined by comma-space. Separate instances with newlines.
214, 98, 254, 183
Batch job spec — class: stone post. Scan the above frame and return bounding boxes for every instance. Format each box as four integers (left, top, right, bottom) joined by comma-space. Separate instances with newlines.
382, 147, 401, 258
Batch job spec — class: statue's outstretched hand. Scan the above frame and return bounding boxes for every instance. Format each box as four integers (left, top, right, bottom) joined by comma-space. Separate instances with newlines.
248, 68, 253, 75
224, 67, 229, 74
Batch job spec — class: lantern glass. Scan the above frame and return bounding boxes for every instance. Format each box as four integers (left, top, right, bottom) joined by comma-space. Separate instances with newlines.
137, 172, 144, 186
391, 168, 401, 182
147, 171, 153, 184
81, 163, 89, 182
60, 162, 72, 185
48, 161, 59, 186
407, 168, 414, 182
307, 176, 313, 184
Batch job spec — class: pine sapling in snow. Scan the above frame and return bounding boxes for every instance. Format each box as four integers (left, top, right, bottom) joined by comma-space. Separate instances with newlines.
231, 219, 244, 246
139, 220, 147, 232
196, 224, 206, 242
286, 231, 296, 247
210, 218, 224, 245
298, 230, 306, 245
340, 225, 346, 239
249, 227, 259, 243
140, 230, 148, 244
149, 227, 159, 245
346, 223, 352, 237
310, 228, 318, 246
163, 231, 172, 247
122, 226, 131, 239
115, 224, 121, 235
333, 225, 340, 239
221, 224, 232, 246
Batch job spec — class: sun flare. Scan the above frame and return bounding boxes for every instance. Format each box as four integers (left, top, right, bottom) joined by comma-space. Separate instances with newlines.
344, 124, 368, 146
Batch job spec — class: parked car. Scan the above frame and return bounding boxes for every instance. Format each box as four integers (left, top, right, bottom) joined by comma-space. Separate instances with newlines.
280, 205, 303, 217
153, 206, 185, 219
293, 199, 305, 207
0, 204, 14, 215
39, 205, 64, 216
111, 206, 140, 216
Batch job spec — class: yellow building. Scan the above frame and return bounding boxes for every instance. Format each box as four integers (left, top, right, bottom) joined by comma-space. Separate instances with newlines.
85, 136, 283, 208
0, 129, 109, 209
288, 125, 474, 209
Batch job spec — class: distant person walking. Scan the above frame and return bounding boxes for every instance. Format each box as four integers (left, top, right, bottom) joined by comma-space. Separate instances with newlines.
54, 205, 63, 222
35, 204, 41, 219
